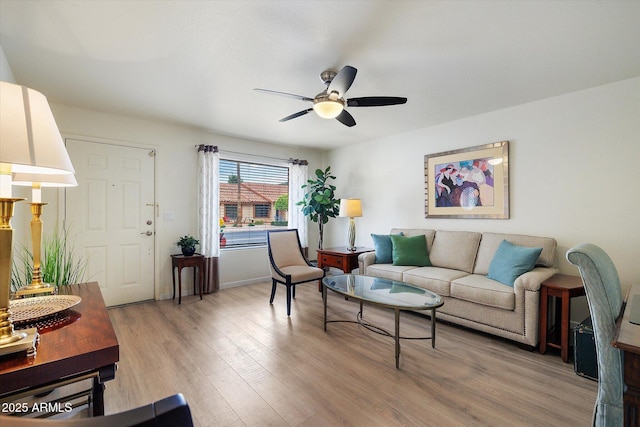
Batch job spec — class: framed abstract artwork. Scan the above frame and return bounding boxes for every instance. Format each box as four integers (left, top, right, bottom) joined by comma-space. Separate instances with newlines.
424, 141, 509, 219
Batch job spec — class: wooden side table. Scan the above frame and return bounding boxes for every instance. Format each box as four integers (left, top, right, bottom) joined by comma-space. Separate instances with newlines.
0, 283, 118, 417
316, 247, 374, 291
171, 254, 204, 304
539, 274, 586, 362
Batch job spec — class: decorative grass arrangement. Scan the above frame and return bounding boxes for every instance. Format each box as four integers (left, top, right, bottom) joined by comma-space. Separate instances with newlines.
11, 226, 88, 292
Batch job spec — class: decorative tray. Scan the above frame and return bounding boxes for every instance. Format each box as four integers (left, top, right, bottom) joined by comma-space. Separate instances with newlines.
9, 295, 82, 324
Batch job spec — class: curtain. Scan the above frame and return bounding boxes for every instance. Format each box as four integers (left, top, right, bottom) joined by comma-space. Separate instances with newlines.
197, 145, 220, 293
288, 159, 308, 249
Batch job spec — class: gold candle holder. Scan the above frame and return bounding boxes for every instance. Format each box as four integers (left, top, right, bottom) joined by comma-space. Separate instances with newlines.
14, 202, 55, 297
0, 197, 39, 357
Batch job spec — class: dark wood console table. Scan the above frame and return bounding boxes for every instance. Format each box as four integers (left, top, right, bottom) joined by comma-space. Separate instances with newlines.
316, 247, 373, 292
0, 282, 119, 417
613, 283, 640, 426
171, 254, 204, 304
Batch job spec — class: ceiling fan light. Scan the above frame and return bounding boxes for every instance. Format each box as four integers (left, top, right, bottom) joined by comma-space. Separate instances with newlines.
313, 100, 344, 119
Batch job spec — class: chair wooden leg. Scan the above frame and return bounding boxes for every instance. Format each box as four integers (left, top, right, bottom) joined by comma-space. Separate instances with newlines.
292, 285, 296, 299
269, 279, 277, 304
286, 284, 292, 316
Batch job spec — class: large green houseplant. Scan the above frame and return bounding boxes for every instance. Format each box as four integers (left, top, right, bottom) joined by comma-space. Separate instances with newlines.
297, 166, 340, 249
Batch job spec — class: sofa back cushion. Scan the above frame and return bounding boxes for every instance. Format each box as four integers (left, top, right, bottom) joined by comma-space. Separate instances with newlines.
429, 230, 482, 273
474, 232, 557, 275
390, 229, 436, 251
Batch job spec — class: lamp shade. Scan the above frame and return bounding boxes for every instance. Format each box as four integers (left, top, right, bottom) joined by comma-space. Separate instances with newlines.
12, 172, 78, 187
0, 81, 75, 175
339, 198, 362, 218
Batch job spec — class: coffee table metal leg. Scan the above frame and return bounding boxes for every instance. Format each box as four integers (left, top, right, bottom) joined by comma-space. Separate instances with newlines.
431, 308, 436, 348
395, 308, 401, 369
323, 284, 327, 331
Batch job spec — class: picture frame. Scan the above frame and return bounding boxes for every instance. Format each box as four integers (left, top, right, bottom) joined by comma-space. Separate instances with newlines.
424, 141, 509, 219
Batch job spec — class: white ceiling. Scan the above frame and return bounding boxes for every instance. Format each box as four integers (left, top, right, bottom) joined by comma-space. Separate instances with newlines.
1, 1, 639, 150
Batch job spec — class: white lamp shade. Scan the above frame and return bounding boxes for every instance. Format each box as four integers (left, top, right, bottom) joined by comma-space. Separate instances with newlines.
0, 81, 75, 175
339, 198, 363, 218
12, 172, 77, 187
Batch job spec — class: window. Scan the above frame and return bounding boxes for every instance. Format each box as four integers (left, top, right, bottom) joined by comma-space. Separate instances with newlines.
224, 205, 238, 220
254, 204, 270, 218
219, 159, 289, 249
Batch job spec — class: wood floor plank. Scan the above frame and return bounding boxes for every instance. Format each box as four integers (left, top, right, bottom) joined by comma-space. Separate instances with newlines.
103, 281, 596, 426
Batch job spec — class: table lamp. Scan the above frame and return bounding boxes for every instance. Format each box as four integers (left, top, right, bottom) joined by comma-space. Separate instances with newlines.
339, 198, 362, 251
12, 172, 78, 296
0, 81, 75, 357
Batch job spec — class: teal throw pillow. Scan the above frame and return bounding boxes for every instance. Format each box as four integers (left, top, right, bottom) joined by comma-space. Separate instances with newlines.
371, 233, 403, 264
487, 240, 543, 287
390, 234, 431, 267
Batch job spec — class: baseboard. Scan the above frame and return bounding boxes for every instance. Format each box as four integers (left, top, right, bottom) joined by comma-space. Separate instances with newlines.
220, 276, 271, 289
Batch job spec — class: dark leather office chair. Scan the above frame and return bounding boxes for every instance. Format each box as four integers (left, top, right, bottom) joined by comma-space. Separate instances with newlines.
0, 393, 193, 427
267, 229, 324, 316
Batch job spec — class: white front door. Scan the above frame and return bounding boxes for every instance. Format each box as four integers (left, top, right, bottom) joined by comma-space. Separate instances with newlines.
65, 139, 155, 306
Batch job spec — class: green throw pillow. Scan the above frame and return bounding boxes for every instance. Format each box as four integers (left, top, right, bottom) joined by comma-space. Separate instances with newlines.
390, 234, 431, 267
487, 240, 543, 287
371, 233, 403, 264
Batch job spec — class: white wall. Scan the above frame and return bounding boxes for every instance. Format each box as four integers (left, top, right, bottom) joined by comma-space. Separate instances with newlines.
16, 103, 324, 299
0, 45, 15, 82
325, 77, 640, 322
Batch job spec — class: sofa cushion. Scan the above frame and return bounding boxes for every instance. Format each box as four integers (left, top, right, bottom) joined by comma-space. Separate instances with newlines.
451, 274, 515, 310
366, 264, 417, 282
429, 230, 481, 273
402, 267, 469, 296
487, 240, 543, 286
390, 234, 431, 267
474, 232, 557, 275
371, 232, 403, 264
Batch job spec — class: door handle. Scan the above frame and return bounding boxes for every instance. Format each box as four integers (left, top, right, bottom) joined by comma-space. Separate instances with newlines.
141, 231, 153, 236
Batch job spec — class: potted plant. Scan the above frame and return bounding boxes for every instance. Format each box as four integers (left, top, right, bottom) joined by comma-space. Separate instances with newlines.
297, 166, 340, 249
11, 226, 87, 292
177, 235, 199, 256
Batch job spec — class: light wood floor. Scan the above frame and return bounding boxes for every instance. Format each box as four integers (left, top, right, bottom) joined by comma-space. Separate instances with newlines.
104, 281, 597, 427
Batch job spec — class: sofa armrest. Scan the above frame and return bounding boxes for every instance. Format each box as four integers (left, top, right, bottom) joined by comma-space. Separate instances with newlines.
514, 267, 560, 293
358, 252, 377, 274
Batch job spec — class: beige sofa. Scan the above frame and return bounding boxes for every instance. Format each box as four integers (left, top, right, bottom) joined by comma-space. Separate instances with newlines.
358, 229, 558, 347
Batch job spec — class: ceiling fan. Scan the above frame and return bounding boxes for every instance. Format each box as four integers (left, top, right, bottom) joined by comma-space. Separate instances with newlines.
254, 65, 407, 127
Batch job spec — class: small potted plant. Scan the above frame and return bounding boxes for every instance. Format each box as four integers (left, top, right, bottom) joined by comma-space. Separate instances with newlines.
177, 235, 199, 256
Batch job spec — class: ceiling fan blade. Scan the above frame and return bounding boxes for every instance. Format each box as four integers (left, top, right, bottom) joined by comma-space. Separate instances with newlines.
335, 110, 356, 127
328, 65, 357, 96
254, 88, 313, 102
347, 96, 407, 107
279, 109, 313, 122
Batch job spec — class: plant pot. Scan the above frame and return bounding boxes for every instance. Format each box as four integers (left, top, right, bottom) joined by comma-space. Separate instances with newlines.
181, 246, 196, 256
220, 237, 227, 248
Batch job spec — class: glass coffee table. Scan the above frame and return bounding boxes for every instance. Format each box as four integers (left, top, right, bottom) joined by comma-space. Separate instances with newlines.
322, 274, 444, 368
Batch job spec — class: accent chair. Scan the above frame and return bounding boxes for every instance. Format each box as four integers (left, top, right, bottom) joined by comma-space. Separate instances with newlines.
566, 243, 624, 426
267, 229, 324, 316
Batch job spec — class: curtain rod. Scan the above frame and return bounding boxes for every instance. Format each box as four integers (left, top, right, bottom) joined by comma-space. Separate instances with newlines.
194, 145, 305, 164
